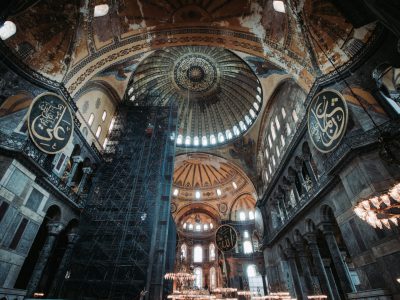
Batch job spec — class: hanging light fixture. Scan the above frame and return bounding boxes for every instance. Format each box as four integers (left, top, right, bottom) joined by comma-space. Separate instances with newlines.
353, 183, 400, 229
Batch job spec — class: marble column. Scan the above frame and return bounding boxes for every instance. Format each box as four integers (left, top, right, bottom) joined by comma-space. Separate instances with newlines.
294, 241, 316, 295
78, 167, 92, 194
48, 232, 79, 297
67, 156, 83, 187
284, 248, 305, 300
26, 221, 64, 297
319, 223, 356, 294
304, 233, 335, 300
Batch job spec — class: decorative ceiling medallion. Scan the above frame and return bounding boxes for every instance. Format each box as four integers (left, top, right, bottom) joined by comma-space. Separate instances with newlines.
174, 54, 218, 94
218, 203, 228, 214
307, 89, 348, 153
28, 92, 74, 154
215, 224, 237, 252
255, 208, 264, 237
129, 46, 262, 148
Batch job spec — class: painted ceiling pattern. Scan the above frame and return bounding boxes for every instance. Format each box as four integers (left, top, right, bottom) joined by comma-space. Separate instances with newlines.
172, 153, 257, 225
128, 46, 262, 147
3, 0, 375, 92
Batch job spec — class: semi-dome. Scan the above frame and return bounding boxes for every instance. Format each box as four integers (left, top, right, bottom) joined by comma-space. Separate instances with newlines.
127, 46, 262, 147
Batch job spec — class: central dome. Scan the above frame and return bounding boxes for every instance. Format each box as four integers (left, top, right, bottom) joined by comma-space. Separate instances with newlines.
128, 46, 263, 147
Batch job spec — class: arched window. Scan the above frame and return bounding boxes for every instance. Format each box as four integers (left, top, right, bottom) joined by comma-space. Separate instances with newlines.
209, 243, 216, 261
188, 223, 193, 230
210, 267, 216, 289
194, 245, 203, 263
292, 110, 299, 123
226, 129, 233, 140
108, 117, 115, 133
193, 136, 199, 146
245, 115, 252, 125
194, 267, 202, 288
239, 211, 246, 221
243, 240, 253, 254
185, 136, 191, 146
218, 132, 225, 143
177, 135, 183, 145
202, 136, 208, 146
102, 138, 108, 148
88, 113, 94, 126
249, 211, 255, 220
233, 126, 240, 136
181, 243, 187, 260
102, 110, 107, 121
210, 135, 216, 145
95, 126, 102, 138
247, 264, 257, 277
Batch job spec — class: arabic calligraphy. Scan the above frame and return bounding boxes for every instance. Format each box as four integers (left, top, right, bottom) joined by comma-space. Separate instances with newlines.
28, 93, 73, 154
215, 225, 237, 252
308, 90, 348, 153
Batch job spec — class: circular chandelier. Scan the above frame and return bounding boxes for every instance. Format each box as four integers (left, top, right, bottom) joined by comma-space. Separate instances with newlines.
211, 288, 237, 293
164, 272, 196, 281
354, 183, 400, 229
237, 290, 258, 296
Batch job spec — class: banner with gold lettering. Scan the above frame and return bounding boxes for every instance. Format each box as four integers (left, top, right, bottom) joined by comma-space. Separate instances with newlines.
308, 89, 348, 153
28, 92, 74, 154
215, 224, 237, 252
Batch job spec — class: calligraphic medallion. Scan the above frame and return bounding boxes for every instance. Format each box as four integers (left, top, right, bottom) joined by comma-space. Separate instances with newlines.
28, 92, 74, 154
215, 224, 237, 252
308, 89, 348, 153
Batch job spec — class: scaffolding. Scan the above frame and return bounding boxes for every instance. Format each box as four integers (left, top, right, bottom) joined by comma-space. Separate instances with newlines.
62, 104, 178, 299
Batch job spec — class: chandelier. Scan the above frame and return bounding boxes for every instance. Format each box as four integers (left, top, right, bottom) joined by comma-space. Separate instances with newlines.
211, 288, 237, 293
237, 291, 257, 296
165, 272, 196, 281
354, 183, 400, 229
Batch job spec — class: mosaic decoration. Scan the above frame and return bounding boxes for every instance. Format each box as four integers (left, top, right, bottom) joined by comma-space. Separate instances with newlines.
215, 224, 237, 252
174, 54, 218, 93
28, 92, 73, 154
129, 46, 262, 147
308, 90, 348, 153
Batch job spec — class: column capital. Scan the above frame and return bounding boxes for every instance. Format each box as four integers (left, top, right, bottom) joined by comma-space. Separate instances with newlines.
284, 248, 296, 259
304, 232, 317, 244
47, 221, 64, 236
82, 167, 93, 174
72, 155, 83, 163
67, 232, 79, 244
293, 241, 307, 256
318, 222, 335, 235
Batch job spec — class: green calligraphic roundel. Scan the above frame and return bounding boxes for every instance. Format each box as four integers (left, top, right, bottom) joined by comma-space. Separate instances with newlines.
28, 92, 74, 154
215, 224, 237, 252
307, 89, 348, 153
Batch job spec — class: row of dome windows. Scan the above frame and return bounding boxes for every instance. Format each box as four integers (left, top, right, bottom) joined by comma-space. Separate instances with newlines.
181, 211, 255, 233
182, 222, 214, 231
172, 182, 238, 199
264, 107, 299, 182
173, 96, 261, 147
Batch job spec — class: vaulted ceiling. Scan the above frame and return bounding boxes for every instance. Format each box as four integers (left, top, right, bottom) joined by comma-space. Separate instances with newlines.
3, 0, 376, 94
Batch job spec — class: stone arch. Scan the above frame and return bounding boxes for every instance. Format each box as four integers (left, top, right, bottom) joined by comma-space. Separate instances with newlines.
229, 193, 256, 221
46, 204, 62, 221
320, 204, 336, 223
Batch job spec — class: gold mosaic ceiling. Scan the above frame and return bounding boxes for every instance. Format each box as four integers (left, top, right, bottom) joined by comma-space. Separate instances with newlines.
128, 46, 262, 147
